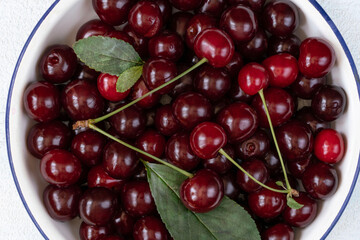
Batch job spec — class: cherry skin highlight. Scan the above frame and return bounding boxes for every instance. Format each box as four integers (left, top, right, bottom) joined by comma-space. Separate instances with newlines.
238, 63, 269, 96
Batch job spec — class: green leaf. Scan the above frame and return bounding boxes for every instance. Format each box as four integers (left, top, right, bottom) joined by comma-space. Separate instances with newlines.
144, 162, 260, 240
287, 196, 304, 210
73, 36, 144, 76
116, 65, 143, 92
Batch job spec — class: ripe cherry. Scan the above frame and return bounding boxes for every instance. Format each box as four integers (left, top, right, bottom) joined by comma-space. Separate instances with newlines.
314, 129, 344, 164
268, 34, 301, 58
135, 129, 166, 162
185, 13, 217, 50
180, 169, 224, 213
148, 31, 184, 61
92, 0, 134, 26
202, 144, 234, 175
76, 19, 114, 40
155, 104, 181, 136
112, 210, 136, 236
287, 155, 312, 179
87, 165, 124, 189
196, 0, 226, 17
296, 107, 330, 134
238, 28, 268, 61
290, 73, 326, 99
237, 63, 270, 95
131, 77, 161, 109
79, 222, 112, 240
263, 149, 282, 177
169, 0, 202, 11
228, 0, 265, 12
153, 0, 172, 22
236, 158, 269, 193
235, 129, 270, 160
133, 216, 169, 240
262, 223, 294, 240
169, 11, 194, 40
123, 24, 149, 58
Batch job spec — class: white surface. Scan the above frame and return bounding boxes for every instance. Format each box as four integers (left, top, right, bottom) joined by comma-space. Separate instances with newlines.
1, 0, 360, 239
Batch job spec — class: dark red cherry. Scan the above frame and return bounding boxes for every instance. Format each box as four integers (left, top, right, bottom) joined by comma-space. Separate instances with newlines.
262, 53, 299, 88
251, 87, 295, 128
169, 11, 194, 40
276, 120, 313, 161
79, 187, 117, 226
311, 85, 346, 122
97, 73, 131, 102
236, 158, 269, 193
133, 216, 169, 240
113, 210, 136, 236
43, 184, 81, 221
105, 30, 134, 45
166, 132, 201, 171
23, 81, 60, 122
79, 222, 112, 240
202, 144, 234, 175
135, 129, 166, 162
194, 28, 235, 68
227, 0, 265, 12
222, 171, 240, 200
92, 0, 134, 26
172, 91, 213, 130
216, 102, 259, 143
155, 104, 181, 136
180, 169, 224, 213
262, 0, 299, 37
169, 0, 202, 11
238, 28, 268, 61
314, 129, 344, 164
263, 149, 282, 176
39, 45, 77, 83
237, 63, 270, 96
148, 32, 184, 61
185, 13, 217, 50
220, 5, 258, 43
40, 149, 82, 187
225, 52, 244, 79
169, 63, 195, 97
153, 0, 172, 22
283, 192, 317, 228
131, 77, 161, 109
121, 181, 156, 217
262, 223, 294, 240
196, 0, 226, 17
193, 64, 231, 102
27, 121, 71, 158
248, 181, 286, 219
76, 19, 114, 40
287, 155, 312, 179
62, 79, 105, 121
235, 129, 270, 160
298, 38, 336, 78
87, 165, 125, 189
290, 73, 326, 99
296, 107, 330, 134
103, 141, 139, 179
74, 63, 100, 82
190, 122, 227, 160
109, 105, 146, 139
128, 1, 163, 38
123, 24, 149, 58
268, 34, 301, 58
143, 58, 177, 95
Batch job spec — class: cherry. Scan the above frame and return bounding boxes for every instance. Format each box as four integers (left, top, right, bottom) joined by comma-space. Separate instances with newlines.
216, 102, 259, 143
43, 184, 81, 221
248, 181, 286, 219
185, 13, 217, 50
262, 53, 299, 88
238, 28, 268, 61
169, 64, 195, 97
193, 64, 231, 102
133, 216, 169, 240
190, 122, 227, 160
180, 169, 224, 213
62, 79, 105, 121
314, 129, 344, 164
262, 223, 294, 240
302, 162, 338, 200
148, 32, 184, 61
123, 24, 149, 58
287, 155, 312, 179
27, 121, 71, 158
268, 34, 301, 58
131, 77, 161, 109
295, 107, 330, 134
194, 28, 235, 68
135, 129, 166, 162
172, 91, 213, 130
87, 165, 125, 189
290, 73, 326, 100
220, 5, 258, 43
74, 63, 100, 82
40, 149, 82, 187
311, 85, 346, 122
237, 158, 269, 193
79, 222, 112, 240
275, 120, 313, 161
169, 0, 202, 11
128, 1, 163, 38
112, 210, 136, 236
235, 129, 270, 160
92, 0, 133, 26
23, 81, 61, 122
153, 0, 172, 22
228, 0, 265, 12
263, 149, 282, 177
97, 73, 131, 102
103, 141, 139, 179
105, 30, 134, 45
79, 187, 118, 226
251, 87, 295, 128
169, 12, 194, 40
76, 19, 114, 40
262, 0, 299, 37
283, 192, 317, 228
196, 0, 226, 17
237, 63, 270, 96
225, 52, 244, 79
222, 171, 240, 200
143, 58, 177, 95
155, 104, 181, 136
202, 144, 234, 175
121, 181, 156, 217
166, 132, 201, 171
39, 45, 77, 83
298, 38, 336, 78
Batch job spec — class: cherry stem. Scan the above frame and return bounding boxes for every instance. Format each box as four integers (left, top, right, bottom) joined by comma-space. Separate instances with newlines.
219, 148, 289, 194
88, 123, 194, 178
258, 89, 291, 190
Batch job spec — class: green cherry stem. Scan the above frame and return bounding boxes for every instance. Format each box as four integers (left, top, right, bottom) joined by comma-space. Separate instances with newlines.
88, 123, 193, 178
258, 89, 291, 191
219, 148, 289, 194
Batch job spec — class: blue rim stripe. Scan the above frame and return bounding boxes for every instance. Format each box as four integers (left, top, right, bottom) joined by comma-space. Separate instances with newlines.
5, 0, 360, 239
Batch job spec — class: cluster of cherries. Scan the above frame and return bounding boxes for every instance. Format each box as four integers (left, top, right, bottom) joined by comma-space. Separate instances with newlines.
23, 0, 347, 240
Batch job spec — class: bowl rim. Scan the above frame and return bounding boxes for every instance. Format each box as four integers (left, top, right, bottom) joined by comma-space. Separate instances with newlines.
5, 0, 360, 239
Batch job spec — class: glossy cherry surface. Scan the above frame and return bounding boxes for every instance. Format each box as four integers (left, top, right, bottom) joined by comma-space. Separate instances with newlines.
153, 0, 172, 22
169, 11, 194, 40
131, 77, 160, 109
237, 158, 269, 193
79, 222, 111, 240
113, 210, 136, 236
237, 62, 269, 96
235, 129, 270, 160
87, 165, 124, 189
135, 129, 166, 162
40, 149, 82, 187
196, 0, 226, 17
314, 129, 344, 164
155, 104, 181, 136
290, 73, 326, 99
97, 73, 131, 102
180, 169, 224, 213
295, 107, 330, 134
263, 149, 281, 176
203, 144, 234, 175
185, 13, 217, 49
133, 216, 169, 240
169, 0, 202, 11
23, 81, 61, 122
262, 223, 294, 240
76, 19, 114, 40
287, 155, 312, 179
123, 24, 149, 58
79, 187, 117, 226
268, 34, 301, 58
92, 0, 133, 26
217, 102, 259, 142
238, 28, 268, 61
228, 0, 265, 12
148, 32, 184, 61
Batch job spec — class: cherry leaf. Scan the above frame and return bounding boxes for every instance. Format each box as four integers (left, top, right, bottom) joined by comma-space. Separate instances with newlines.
116, 65, 143, 92
287, 196, 304, 210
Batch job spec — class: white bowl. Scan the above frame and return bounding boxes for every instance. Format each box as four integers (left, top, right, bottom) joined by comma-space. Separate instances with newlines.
6, 0, 360, 239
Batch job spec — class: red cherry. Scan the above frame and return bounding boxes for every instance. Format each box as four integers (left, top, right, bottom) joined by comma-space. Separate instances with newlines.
190, 122, 227, 160
92, 0, 134, 26
97, 73, 130, 102
262, 223, 294, 240
87, 165, 125, 189
76, 19, 114, 40
169, 0, 202, 11
314, 129, 344, 164
106, 30, 134, 45
185, 13, 217, 50
135, 129, 166, 163
238, 63, 269, 95
131, 77, 160, 109
194, 28, 235, 68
